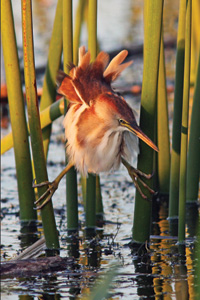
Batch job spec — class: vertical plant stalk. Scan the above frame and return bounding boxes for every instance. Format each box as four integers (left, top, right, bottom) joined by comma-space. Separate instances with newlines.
88, 0, 97, 60
21, 0, 59, 251
96, 175, 104, 219
190, 0, 200, 83
132, 0, 163, 243
63, 0, 79, 232
169, 0, 186, 220
178, 0, 192, 243
63, 0, 73, 71
86, 174, 96, 229
1, 0, 37, 221
86, 0, 98, 231
73, 0, 86, 65
95, 179, 103, 219
40, 0, 63, 158
157, 30, 170, 194
186, 52, 200, 203
81, 176, 87, 208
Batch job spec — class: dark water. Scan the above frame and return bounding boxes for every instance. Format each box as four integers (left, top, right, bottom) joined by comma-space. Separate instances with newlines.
1, 0, 198, 299
1, 161, 198, 300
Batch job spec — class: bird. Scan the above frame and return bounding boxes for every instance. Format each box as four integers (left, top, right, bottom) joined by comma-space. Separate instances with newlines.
34, 46, 158, 209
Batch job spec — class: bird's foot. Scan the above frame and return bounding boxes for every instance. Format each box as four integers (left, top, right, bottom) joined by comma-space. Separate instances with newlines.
127, 165, 155, 199
33, 179, 58, 210
121, 157, 155, 199
32, 162, 74, 210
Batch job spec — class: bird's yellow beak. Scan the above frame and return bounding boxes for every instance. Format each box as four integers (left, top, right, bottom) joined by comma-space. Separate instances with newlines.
124, 123, 159, 152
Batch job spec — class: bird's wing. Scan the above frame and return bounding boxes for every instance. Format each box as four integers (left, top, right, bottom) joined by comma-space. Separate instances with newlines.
56, 70, 82, 104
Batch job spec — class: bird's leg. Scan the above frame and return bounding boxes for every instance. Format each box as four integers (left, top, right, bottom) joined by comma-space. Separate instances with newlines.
121, 157, 155, 199
33, 161, 74, 209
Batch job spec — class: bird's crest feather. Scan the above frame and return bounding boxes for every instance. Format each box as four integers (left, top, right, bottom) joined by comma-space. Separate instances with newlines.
56, 46, 133, 105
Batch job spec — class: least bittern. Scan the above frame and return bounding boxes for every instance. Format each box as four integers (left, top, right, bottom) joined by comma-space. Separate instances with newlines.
34, 46, 158, 209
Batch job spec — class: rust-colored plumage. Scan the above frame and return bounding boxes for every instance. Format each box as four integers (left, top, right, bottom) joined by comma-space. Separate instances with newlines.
34, 46, 158, 209
57, 46, 157, 175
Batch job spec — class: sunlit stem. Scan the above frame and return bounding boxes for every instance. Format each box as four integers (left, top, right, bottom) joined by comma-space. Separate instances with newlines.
21, 0, 59, 251
40, 0, 63, 158
169, 0, 186, 221
186, 51, 200, 203
132, 0, 164, 244
1, 0, 37, 221
73, 0, 86, 65
157, 29, 170, 194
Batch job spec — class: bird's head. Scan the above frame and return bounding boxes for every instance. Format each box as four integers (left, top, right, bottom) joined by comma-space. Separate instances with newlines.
95, 92, 158, 152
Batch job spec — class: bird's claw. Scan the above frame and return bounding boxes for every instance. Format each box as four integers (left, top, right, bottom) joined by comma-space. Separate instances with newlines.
132, 168, 154, 180
127, 166, 155, 200
33, 180, 58, 210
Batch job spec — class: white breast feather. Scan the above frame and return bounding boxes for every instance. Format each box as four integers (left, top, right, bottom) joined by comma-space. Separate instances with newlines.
63, 105, 139, 175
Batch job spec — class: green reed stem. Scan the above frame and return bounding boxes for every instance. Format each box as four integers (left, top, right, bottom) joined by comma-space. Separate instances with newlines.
186, 52, 200, 203
88, 0, 97, 61
63, 0, 73, 70
132, 0, 163, 243
1, 0, 37, 221
96, 175, 104, 219
21, 0, 59, 251
41, 98, 65, 130
190, 0, 200, 84
178, 0, 192, 243
169, 0, 186, 220
86, 174, 96, 230
81, 176, 87, 208
157, 30, 170, 195
1, 98, 65, 155
63, 0, 79, 232
86, 0, 98, 232
40, 0, 63, 158
73, 0, 86, 65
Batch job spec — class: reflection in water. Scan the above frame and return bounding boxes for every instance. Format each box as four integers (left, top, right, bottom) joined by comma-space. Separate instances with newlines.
79, 239, 102, 269
4, 206, 194, 300
186, 245, 195, 300
1, 170, 196, 299
174, 257, 189, 300
19, 221, 39, 250
186, 202, 199, 238
132, 249, 154, 299
150, 200, 195, 299
19, 296, 34, 300
38, 295, 61, 300
66, 234, 80, 259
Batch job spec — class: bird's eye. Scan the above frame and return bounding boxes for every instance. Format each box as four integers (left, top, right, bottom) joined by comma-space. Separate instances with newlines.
119, 119, 125, 125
